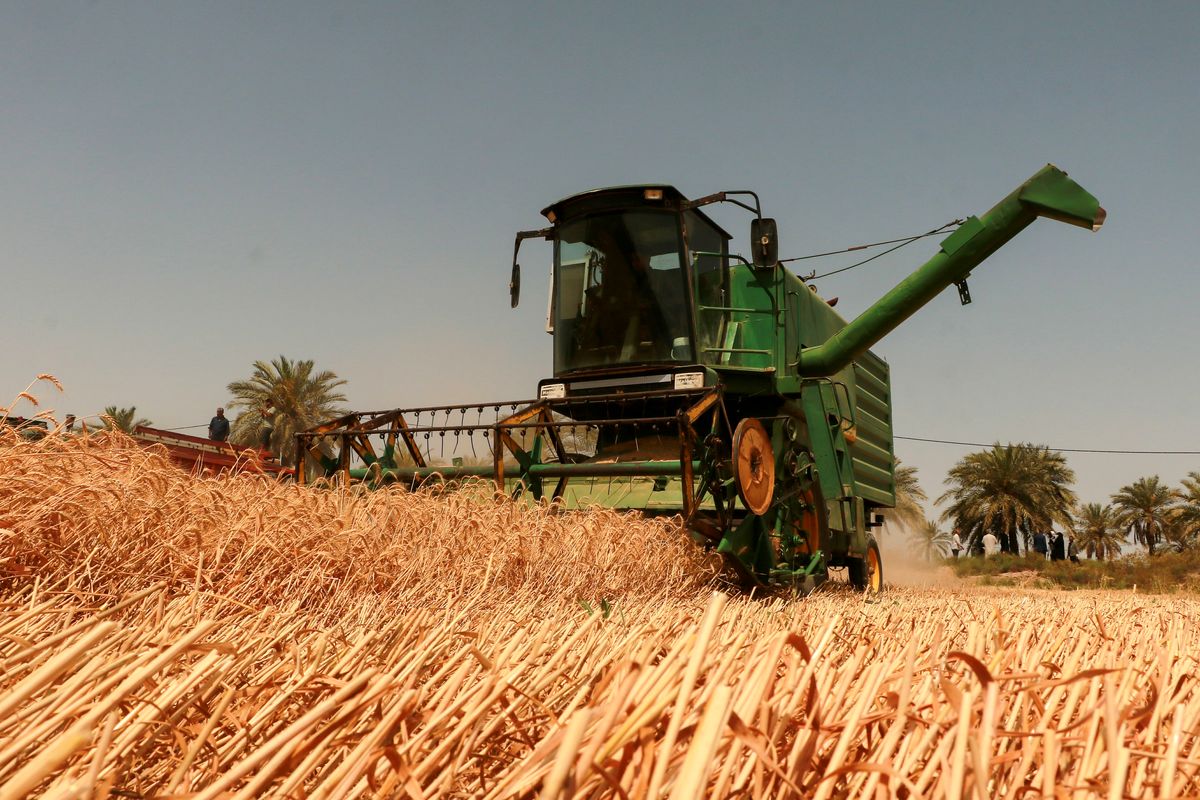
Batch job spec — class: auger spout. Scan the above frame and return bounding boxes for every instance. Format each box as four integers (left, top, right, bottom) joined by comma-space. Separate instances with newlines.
795, 164, 1104, 378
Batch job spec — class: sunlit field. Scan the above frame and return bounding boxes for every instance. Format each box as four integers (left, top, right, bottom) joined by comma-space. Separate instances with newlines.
2, 432, 1198, 798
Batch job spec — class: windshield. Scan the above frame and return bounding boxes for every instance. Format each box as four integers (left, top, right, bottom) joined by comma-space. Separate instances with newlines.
553, 211, 692, 373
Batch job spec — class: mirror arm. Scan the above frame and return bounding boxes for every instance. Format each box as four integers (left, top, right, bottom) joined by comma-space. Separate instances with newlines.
682, 191, 726, 209
512, 226, 553, 264
510, 227, 553, 309
684, 190, 762, 221
721, 190, 762, 220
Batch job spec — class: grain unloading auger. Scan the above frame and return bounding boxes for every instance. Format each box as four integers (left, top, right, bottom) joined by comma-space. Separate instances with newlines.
298, 165, 1104, 592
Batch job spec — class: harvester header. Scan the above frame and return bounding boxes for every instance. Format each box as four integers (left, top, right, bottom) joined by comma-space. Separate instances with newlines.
300, 165, 1104, 592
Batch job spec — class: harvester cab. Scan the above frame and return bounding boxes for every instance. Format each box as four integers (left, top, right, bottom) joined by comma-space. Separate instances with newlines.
515, 186, 777, 378
534, 186, 733, 375
300, 165, 1104, 594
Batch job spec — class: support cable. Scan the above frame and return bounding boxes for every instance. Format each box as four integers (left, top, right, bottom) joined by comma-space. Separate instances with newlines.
780, 219, 965, 281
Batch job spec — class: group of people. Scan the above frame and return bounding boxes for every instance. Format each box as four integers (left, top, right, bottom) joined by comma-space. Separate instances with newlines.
949, 528, 1080, 562
1031, 530, 1079, 562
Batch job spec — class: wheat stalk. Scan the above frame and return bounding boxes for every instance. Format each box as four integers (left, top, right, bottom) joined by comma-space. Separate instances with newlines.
0, 433, 1198, 797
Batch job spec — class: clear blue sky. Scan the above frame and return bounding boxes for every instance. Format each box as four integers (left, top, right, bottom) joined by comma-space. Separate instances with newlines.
4, 2, 1197, 511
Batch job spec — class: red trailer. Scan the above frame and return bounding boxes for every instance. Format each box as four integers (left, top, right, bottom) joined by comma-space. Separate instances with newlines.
132, 426, 292, 478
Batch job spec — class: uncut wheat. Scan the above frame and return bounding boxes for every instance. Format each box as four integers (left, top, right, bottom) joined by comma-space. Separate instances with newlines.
1, 431, 1198, 798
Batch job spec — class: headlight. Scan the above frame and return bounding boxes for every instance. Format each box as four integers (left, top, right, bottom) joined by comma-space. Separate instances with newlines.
539, 383, 566, 399
673, 372, 704, 390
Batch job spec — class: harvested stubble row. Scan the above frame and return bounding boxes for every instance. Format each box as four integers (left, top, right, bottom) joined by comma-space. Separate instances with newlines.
1, 433, 1199, 798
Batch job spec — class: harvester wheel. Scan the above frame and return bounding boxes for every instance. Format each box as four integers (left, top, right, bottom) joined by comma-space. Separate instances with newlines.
732, 418, 774, 515
848, 535, 884, 593
787, 482, 827, 562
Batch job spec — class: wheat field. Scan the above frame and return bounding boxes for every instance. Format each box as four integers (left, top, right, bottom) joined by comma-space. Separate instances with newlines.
1, 429, 1198, 799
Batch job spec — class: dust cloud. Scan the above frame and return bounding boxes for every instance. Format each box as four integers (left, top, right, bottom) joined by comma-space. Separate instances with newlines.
877, 526, 963, 588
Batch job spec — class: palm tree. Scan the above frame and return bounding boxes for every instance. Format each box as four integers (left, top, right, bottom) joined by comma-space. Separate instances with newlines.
939, 443, 1076, 556
1111, 476, 1177, 556
1157, 473, 1200, 553
879, 459, 927, 535
227, 356, 348, 465
909, 518, 953, 561
1175, 472, 1200, 545
101, 405, 153, 433
1162, 516, 1197, 553
1072, 503, 1124, 560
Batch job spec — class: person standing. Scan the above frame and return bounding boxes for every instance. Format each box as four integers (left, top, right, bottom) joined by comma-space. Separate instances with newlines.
951, 528, 964, 559
1050, 531, 1066, 561
259, 403, 274, 451
208, 407, 230, 442
1068, 536, 1080, 563
1033, 530, 1049, 559
982, 531, 1000, 557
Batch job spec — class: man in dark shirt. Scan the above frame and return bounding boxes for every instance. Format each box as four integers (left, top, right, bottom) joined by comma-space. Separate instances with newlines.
259, 403, 274, 451
209, 407, 230, 442
1032, 530, 1049, 559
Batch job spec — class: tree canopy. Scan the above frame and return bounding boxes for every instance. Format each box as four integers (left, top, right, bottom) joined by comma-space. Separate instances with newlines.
1072, 503, 1124, 560
909, 518, 952, 562
226, 356, 348, 465
880, 460, 926, 535
101, 406, 152, 434
1110, 476, 1177, 556
1172, 472, 1200, 551
938, 443, 1076, 554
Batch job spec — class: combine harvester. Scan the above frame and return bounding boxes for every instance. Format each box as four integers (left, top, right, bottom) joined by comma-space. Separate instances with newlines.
298, 165, 1104, 592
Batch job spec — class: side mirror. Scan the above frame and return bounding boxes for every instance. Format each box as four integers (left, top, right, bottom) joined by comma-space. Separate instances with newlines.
510, 225, 552, 309
750, 218, 778, 268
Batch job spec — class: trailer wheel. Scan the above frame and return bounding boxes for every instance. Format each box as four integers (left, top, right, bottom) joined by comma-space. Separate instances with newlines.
848, 536, 883, 593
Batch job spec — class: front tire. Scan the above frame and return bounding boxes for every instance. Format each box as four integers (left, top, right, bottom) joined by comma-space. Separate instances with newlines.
848, 535, 884, 593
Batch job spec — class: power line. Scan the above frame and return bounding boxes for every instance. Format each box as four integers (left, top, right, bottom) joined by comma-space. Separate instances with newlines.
896, 435, 1200, 456
156, 421, 1197, 456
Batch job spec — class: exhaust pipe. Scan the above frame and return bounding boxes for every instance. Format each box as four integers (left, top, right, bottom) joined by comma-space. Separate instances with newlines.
796, 164, 1104, 378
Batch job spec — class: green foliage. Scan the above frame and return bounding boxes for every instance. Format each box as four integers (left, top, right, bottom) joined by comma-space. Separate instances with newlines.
226, 356, 348, 465
909, 518, 952, 562
880, 460, 926, 535
948, 550, 1200, 594
578, 597, 616, 620
1171, 471, 1200, 550
1163, 516, 1198, 554
948, 552, 1049, 577
1111, 476, 1177, 556
101, 406, 152, 434
1072, 503, 1125, 560
939, 443, 1076, 553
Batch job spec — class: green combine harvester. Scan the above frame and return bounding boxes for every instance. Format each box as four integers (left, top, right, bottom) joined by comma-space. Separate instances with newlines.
298, 165, 1104, 593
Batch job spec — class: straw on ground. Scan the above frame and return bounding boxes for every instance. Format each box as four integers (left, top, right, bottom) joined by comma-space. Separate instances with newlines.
1, 431, 1198, 797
